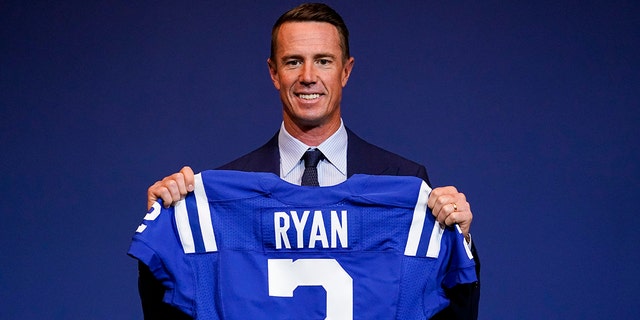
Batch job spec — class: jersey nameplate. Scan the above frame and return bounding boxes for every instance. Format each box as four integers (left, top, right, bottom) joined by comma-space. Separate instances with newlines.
263, 208, 357, 251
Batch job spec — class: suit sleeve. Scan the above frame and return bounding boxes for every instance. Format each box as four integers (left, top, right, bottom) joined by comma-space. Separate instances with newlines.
138, 264, 192, 320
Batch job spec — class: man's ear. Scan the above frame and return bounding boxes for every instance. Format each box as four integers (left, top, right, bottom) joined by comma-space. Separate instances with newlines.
341, 56, 355, 87
267, 58, 280, 90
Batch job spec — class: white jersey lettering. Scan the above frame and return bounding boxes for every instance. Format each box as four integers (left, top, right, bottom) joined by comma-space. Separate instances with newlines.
273, 210, 348, 249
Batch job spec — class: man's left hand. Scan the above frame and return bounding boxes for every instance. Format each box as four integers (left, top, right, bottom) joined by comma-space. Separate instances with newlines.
428, 186, 473, 242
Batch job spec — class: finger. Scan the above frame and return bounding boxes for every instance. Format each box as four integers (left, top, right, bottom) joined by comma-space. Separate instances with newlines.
430, 194, 457, 224
147, 182, 161, 210
444, 209, 469, 226
163, 176, 185, 206
448, 209, 472, 237
436, 200, 470, 228
430, 190, 466, 212
180, 166, 195, 192
146, 167, 196, 210
438, 203, 458, 225
427, 186, 458, 209
169, 172, 188, 197
147, 181, 175, 209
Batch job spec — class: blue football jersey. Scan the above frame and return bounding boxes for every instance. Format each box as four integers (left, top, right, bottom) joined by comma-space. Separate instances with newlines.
128, 170, 476, 320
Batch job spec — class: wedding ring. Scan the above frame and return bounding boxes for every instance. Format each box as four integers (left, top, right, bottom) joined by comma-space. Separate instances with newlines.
452, 203, 458, 212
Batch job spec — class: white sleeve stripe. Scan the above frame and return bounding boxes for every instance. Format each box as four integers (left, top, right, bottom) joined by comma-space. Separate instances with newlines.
426, 221, 444, 258
175, 198, 195, 254
194, 173, 217, 252
404, 181, 431, 256
456, 224, 474, 259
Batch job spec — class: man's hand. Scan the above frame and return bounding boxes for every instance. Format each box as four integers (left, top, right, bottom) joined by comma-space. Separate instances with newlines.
428, 186, 473, 241
147, 166, 195, 210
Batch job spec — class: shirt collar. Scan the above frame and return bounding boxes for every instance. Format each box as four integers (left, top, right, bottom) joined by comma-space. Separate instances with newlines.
278, 120, 348, 176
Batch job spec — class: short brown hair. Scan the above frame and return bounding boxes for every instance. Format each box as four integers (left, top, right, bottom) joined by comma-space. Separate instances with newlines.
270, 3, 350, 61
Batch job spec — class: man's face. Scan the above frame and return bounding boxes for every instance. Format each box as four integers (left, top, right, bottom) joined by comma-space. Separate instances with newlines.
268, 22, 354, 131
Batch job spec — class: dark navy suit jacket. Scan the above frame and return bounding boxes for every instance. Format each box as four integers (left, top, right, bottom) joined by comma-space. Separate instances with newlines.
138, 128, 480, 319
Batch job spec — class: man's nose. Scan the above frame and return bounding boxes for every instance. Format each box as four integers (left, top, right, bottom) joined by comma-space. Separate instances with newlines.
299, 63, 316, 85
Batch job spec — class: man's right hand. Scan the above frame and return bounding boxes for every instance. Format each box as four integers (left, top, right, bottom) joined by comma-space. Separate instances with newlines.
147, 166, 195, 210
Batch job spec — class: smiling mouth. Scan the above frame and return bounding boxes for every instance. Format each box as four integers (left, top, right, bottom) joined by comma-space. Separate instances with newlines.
297, 93, 321, 100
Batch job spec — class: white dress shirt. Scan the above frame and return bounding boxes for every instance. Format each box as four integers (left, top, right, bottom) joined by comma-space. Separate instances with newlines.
278, 120, 348, 186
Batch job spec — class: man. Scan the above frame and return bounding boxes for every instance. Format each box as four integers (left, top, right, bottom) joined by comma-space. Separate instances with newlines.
140, 3, 480, 319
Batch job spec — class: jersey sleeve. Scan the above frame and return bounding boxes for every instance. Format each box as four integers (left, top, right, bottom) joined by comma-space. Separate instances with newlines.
441, 225, 477, 288
127, 201, 197, 316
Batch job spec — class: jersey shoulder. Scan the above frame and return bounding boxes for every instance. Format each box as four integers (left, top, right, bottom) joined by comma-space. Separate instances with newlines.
198, 170, 278, 201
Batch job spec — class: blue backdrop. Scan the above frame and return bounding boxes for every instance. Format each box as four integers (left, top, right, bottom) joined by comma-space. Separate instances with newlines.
2, 1, 638, 319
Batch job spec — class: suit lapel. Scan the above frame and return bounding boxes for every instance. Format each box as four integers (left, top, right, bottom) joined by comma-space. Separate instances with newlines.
218, 132, 280, 175
346, 128, 399, 177
251, 133, 280, 174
